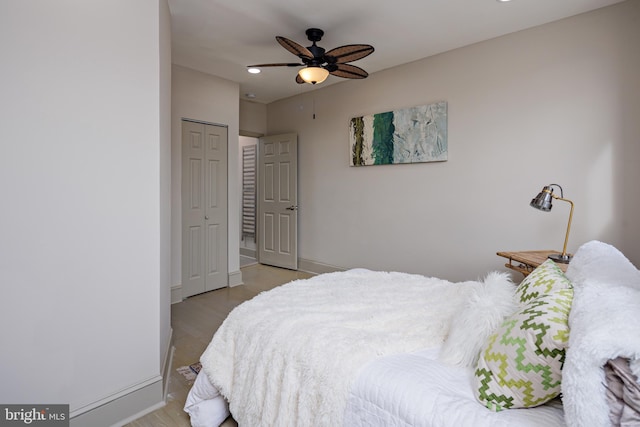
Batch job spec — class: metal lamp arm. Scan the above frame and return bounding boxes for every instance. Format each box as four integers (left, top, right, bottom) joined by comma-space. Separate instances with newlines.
549, 183, 564, 198
551, 195, 574, 258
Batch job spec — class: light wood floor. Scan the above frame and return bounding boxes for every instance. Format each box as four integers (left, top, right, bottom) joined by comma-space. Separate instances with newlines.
126, 263, 313, 427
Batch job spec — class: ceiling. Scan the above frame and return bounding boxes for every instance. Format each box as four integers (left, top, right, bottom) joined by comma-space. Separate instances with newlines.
168, 0, 624, 104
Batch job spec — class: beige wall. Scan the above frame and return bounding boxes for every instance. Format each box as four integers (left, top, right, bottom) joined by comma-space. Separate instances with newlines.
267, 0, 640, 281
240, 99, 267, 136
171, 65, 241, 289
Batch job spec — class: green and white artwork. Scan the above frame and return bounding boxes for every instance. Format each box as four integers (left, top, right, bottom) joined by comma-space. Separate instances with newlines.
349, 101, 447, 166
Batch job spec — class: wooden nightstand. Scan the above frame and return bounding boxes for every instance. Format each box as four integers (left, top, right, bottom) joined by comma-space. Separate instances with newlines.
497, 250, 569, 277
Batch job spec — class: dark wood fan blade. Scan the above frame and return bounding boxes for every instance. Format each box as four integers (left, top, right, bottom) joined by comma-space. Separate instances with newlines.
247, 63, 303, 67
330, 63, 369, 79
324, 44, 374, 64
276, 36, 313, 60
295, 74, 305, 84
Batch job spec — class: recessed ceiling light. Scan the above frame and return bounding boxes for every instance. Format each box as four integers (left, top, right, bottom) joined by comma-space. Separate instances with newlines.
247, 67, 261, 74
497, 0, 512, 2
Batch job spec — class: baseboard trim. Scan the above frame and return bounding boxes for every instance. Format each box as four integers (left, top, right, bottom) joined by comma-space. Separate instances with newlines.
69, 330, 174, 426
170, 284, 182, 304
69, 375, 164, 427
173, 270, 244, 297
298, 258, 345, 275
162, 330, 174, 400
109, 400, 166, 427
228, 269, 243, 287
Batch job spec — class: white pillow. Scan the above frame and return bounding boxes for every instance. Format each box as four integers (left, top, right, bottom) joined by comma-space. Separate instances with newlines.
184, 371, 230, 427
439, 271, 518, 367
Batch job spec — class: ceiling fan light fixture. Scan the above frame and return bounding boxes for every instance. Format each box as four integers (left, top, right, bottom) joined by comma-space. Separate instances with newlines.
247, 67, 261, 74
298, 66, 329, 84
251, 29, 373, 84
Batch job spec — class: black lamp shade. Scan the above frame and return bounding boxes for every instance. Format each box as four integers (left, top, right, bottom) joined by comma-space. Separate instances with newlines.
530, 186, 554, 211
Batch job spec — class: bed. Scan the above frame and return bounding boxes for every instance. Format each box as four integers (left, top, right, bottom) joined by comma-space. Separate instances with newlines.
184, 241, 640, 427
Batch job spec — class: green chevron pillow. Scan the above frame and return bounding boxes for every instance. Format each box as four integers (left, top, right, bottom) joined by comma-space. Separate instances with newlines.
473, 286, 573, 411
515, 259, 571, 305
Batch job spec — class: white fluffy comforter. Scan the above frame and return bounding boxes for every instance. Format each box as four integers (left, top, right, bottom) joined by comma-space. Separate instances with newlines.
200, 268, 478, 427
562, 241, 640, 427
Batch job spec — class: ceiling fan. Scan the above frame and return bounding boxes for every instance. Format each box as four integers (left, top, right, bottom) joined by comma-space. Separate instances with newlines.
247, 28, 374, 85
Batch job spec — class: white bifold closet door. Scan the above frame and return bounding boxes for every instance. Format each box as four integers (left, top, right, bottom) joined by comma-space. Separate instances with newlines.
181, 120, 228, 297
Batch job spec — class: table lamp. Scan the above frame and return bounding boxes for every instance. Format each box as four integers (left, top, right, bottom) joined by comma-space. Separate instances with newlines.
530, 184, 574, 263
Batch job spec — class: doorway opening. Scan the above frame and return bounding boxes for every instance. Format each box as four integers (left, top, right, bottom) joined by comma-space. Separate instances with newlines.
240, 135, 258, 267
239, 133, 299, 271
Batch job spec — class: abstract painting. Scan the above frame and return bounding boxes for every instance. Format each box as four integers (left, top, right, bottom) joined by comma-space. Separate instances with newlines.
349, 101, 447, 166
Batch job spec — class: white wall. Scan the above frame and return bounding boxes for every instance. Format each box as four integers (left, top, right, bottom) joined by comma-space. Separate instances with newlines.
0, 0, 171, 421
171, 65, 241, 290
267, 1, 640, 281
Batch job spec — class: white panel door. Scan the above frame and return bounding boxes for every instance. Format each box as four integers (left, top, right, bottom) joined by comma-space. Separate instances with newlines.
203, 124, 228, 291
258, 133, 298, 270
182, 121, 228, 297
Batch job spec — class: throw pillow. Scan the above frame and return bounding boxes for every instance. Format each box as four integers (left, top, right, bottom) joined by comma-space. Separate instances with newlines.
439, 271, 519, 368
515, 259, 572, 305
474, 286, 574, 411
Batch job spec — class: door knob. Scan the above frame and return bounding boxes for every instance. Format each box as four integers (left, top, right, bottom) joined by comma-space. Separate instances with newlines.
285, 205, 298, 211
205, 215, 209, 220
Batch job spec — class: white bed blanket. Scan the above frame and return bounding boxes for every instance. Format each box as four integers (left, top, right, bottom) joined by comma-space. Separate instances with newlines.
562, 241, 640, 427
344, 348, 565, 427
199, 268, 479, 427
